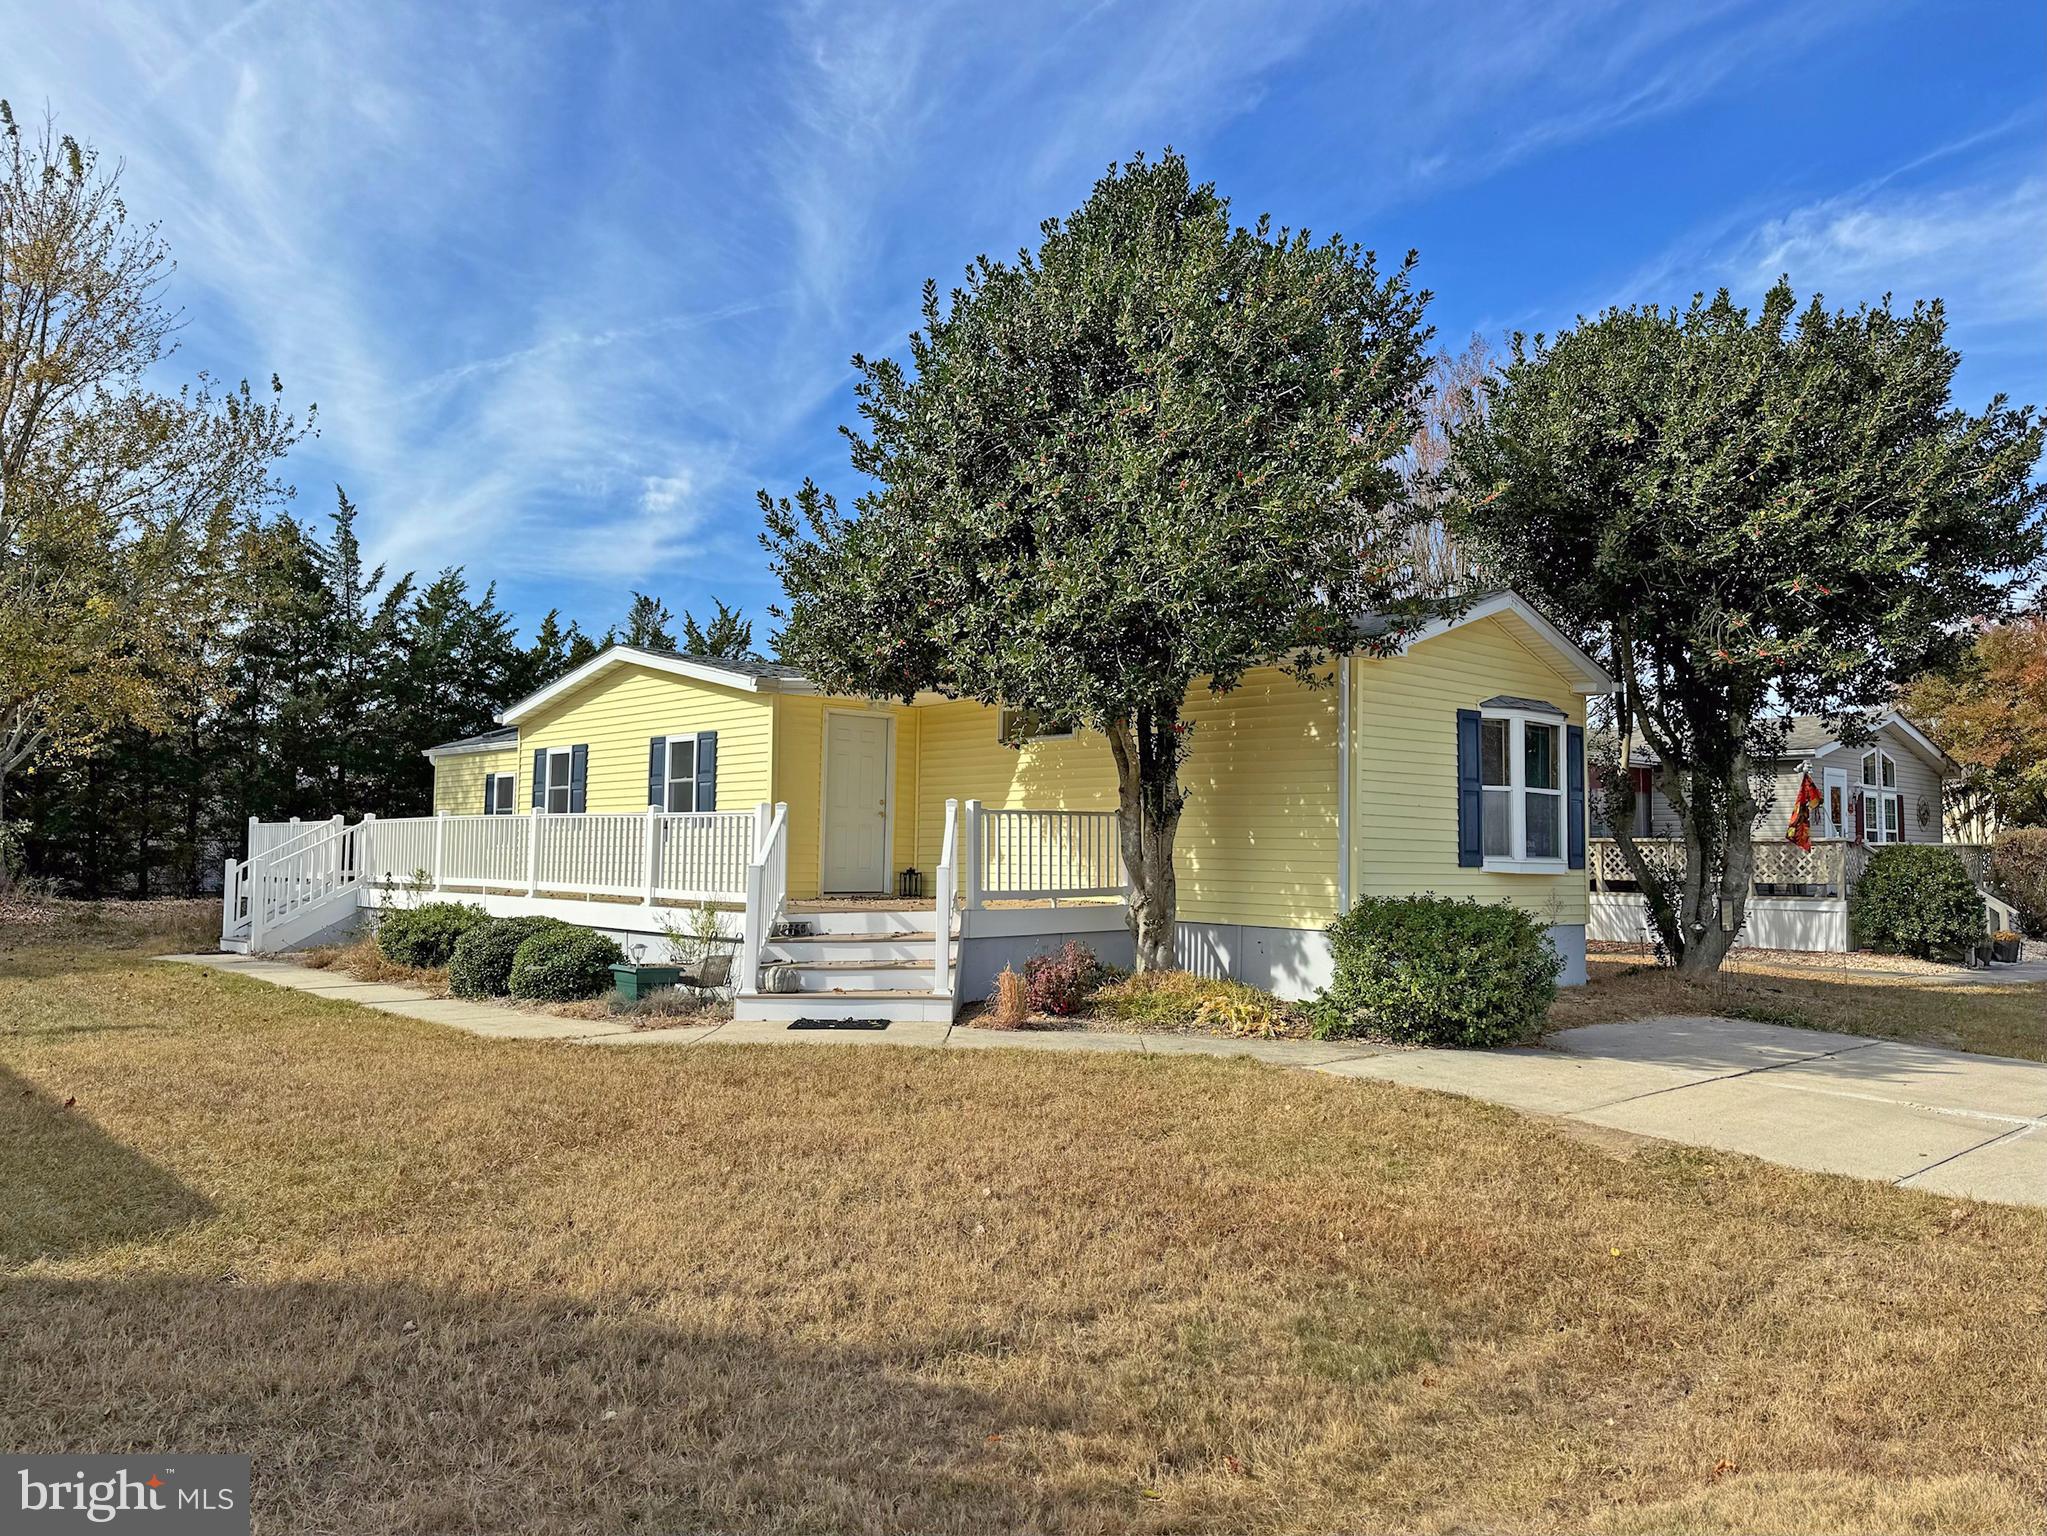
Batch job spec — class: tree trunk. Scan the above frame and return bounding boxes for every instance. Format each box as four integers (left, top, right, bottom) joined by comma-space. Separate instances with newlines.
1606, 624, 1757, 977
1105, 702, 1188, 973
1673, 754, 1756, 977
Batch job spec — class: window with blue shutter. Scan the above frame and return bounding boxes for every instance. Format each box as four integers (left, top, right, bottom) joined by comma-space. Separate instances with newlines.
1567, 724, 1586, 869
647, 731, 719, 811
568, 744, 588, 813
695, 731, 717, 811
531, 749, 546, 810
1455, 709, 1483, 868
648, 738, 667, 809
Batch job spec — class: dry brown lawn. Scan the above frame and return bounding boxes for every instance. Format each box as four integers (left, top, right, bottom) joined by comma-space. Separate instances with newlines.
1556, 953, 2047, 1062
3, 907, 2044, 1534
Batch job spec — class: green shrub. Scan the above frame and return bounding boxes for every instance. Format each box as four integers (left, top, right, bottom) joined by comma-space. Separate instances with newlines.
508, 926, 625, 1001
374, 901, 488, 969
449, 915, 571, 998
1989, 828, 2047, 939
1851, 845, 1986, 959
1311, 895, 1561, 1047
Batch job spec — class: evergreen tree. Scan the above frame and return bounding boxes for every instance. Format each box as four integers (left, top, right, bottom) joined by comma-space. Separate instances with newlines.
680, 599, 758, 661
618, 591, 677, 650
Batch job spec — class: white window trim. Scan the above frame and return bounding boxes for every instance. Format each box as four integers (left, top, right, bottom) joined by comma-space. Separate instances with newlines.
541, 747, 574, 814
1481, 706, 1569, 874
1860, 750, 1903, 844
998, 706, 1077, 745
655, 731, 704, 813
484, 772, 516, 815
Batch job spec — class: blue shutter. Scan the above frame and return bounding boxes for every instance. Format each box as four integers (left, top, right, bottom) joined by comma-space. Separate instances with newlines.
531, 749, 546, 810
695, 731, 717, 811
482, 774, 494, 815
648, 737, 667, 809
569, 744, 588, 813
1566, 724, 1586, 870
1455, 709, 1483, 868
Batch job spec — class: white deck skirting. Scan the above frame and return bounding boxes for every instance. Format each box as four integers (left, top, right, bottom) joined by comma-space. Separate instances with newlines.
1590, 891, 1851, 953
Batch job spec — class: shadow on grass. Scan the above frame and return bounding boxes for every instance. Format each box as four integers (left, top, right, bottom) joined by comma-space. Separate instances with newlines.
0, 1066, 216, 1265
0, 1273, 1055, 1534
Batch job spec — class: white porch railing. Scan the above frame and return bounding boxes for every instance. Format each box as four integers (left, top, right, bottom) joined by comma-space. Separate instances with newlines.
361, 809, 755, 903
248, 817, 312, 859
740, 802, 790, 989
245, 816, 365, 949
933, 798, 958, 993
1588, 837, 1992, 898
964, 802, 1125, 903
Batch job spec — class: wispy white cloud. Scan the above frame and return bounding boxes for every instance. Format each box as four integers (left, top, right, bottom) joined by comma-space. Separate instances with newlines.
4, 0, 2026, 632
1729, 177, 2047, 326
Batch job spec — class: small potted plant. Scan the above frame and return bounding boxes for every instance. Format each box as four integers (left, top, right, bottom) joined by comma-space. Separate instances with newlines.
1992, 930, 2022, 964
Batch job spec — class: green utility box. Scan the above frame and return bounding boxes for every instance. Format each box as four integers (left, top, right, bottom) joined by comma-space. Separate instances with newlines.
609, 962, 683, 1001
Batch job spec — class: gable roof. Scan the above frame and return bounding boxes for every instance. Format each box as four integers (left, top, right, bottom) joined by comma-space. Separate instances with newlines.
1805, 711, 1952, 771
422, 725, 519, 760
497, 647, 809, 725
490, 589, 1613, 726
1389, 591, 1615, 695
1603, 711, 1953, 773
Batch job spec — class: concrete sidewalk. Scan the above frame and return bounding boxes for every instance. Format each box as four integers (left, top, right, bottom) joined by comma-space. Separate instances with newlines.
162, 952, 2046, 1208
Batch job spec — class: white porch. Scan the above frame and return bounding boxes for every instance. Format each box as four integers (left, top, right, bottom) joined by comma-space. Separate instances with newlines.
1586, 837, 2013, 953
220, 801, 1130, 1022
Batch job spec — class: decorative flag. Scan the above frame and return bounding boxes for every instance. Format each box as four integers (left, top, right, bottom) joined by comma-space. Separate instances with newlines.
1786, 771, 1823, 851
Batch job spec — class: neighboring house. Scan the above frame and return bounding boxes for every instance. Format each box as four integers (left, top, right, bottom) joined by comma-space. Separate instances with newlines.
223, 591, 1614, 1020
1591, 711, 1955, 847
1585, 710, 2008, 952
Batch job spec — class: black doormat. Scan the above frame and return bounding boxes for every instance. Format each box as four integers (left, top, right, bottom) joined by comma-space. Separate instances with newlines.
787, 1018, 891, 1031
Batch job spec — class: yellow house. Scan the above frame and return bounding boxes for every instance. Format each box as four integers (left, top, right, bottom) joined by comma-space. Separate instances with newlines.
408, 591, 1612, 1017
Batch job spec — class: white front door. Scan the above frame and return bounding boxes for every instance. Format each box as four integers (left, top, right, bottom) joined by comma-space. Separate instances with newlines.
1822, 767, 1849, 841
823, 712, 891, 892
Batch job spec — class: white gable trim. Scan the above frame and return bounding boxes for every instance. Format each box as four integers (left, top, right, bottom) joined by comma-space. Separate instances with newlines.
1807, 713, 1952, 773
1396, 592, 1615, 695
422, 736, 518, 762
499, 646, 792, 724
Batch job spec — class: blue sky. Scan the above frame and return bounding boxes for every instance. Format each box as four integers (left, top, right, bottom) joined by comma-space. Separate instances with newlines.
13, 0, 2044, 643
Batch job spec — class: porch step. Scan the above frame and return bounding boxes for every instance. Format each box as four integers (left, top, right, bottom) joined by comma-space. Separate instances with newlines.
777, 905, 940, 936
758, 958, 945, 992
734, 988, 958, 1025
761, 933, 950, 964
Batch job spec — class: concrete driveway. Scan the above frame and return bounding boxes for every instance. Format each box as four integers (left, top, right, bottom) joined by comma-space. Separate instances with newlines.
168, 953, 2047, 1208
1316, 1017, 2047, 1205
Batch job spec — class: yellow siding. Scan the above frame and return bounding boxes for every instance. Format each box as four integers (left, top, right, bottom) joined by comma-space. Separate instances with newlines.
1350, 616, 1589, 923
769, 694, 919, 897
432, 749, 516, 815
1179, 667, 1341, 927
909, 698, 1119, 874
904, 666, 1339, 928
515, 664, 774, 815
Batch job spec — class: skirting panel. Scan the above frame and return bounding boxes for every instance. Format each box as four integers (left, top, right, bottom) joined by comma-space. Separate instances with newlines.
1589, 891, 1848, 953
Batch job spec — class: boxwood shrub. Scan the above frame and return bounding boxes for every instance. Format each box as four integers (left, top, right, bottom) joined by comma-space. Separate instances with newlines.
1311, 894, 1561, 1048
1851, 845, 1986, 959
374, 901, 489, 969
507, 926, 626, 1002
449, 915, 572, 998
